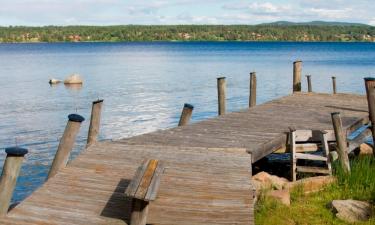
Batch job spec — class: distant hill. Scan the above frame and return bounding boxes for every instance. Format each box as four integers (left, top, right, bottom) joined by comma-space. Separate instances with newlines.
261, 21, 370, 27
0, 23, 374, 42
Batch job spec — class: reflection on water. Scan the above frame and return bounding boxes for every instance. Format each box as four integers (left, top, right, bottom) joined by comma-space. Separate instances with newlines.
64, 83, 83, 91
0, 41, 374, 203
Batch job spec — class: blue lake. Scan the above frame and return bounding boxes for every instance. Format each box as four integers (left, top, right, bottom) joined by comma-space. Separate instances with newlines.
0, 41, 374, 203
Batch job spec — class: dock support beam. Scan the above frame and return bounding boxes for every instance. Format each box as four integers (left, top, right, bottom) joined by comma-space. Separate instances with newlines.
48, 114, 85, 179
306, 75, 312, 92
332, 76, 337, 94
178, 103, 194, 126
364, 77, 375, 155
293, 60, 302, 92
331, 112, 350, 173
87, 99, 103, 147
217, 77, 226, 115
249, 72, 257, 107
0, 147, 28, 216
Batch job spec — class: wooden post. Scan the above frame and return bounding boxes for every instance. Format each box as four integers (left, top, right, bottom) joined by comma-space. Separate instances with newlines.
293, 60, 302, 92
332, 76, 337, 94
0, 147, 28, 216
306, 75, 312, 92
217, 77, 226, 115
364, 78, 375, 155
331, 112, 350, 173
47, 114, 85, 179
130, 199, 149, 225
249, 72, 257, 107
87, 99, 103, 147
178, 103, 194, 126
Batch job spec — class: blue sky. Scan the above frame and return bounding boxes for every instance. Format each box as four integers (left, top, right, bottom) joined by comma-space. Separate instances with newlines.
0, 0, 374, 26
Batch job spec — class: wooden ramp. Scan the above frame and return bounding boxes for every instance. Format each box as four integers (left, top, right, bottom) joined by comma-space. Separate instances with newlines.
0, 144, 254, 225
0, 92, 369, 225
121, 93, 369, 162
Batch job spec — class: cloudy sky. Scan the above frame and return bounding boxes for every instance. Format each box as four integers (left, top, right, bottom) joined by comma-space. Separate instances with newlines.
0, 0, 374, 26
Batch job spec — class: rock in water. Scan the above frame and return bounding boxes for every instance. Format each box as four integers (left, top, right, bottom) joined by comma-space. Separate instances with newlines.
64, 74, 83, 84
49, 78, 61, 84
329, 199, 372, 223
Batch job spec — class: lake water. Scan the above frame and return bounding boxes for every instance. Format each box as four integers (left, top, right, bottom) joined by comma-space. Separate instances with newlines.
0, 41, 374, 203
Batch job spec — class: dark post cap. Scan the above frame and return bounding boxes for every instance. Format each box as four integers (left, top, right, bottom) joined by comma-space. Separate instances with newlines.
250, 72, 256, 75
93, 99, 104, 104
331, 112, 341, 116
217, 77, 226, 80
5, 147, 28, 157
293, 60, 302, 63
184, 103, 194, 110
68, 114, 85, 122
306, 75, 311, 77
364, 77, 375, 81
332, 76, 336, 79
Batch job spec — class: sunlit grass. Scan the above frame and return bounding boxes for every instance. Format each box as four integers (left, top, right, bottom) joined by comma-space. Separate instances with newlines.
255, 156, 375, 225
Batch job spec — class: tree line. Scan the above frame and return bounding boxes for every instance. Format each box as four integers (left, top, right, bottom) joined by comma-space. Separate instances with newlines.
0, 25, 374, 43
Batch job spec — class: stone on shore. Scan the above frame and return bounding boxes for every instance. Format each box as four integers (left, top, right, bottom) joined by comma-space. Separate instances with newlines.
64, 74, 83, 84
329, 199, 372, 223
265, 190, 290, 206
359, 143, 373, 155
252, 171, 289, 190
49, 78, 61, 84
286, 176, 336, 194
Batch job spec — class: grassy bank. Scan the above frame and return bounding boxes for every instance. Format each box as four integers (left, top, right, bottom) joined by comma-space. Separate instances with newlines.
256, 156, 375, 225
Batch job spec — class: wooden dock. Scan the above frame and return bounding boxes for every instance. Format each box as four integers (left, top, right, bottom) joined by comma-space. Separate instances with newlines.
0, 92, 369, 225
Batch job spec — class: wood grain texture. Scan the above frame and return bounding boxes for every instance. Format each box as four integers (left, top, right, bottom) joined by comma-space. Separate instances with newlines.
1, 144, 253, 225
1, 93, 368, 225
121, 93, 368, 163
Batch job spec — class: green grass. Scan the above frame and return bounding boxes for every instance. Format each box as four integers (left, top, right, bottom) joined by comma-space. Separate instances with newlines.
255, 156, 375, 225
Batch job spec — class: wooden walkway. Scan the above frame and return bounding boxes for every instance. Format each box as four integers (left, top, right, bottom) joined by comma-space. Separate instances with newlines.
0, 92, 369, 225
121, 93, 369, 162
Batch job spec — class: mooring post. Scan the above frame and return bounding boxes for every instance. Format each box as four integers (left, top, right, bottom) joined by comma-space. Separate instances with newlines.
0, 147, 28, 216
364, 78, 375, 155
178, 103, 194, 126
87, 99, 104, 147
331, 112, 350, 173
217, 77, 226, 115
47, 114, 85, 179
306, 75, 312, 92
332, 76, 337, 94
249, 72, 257, 107
293, 60, 302, 92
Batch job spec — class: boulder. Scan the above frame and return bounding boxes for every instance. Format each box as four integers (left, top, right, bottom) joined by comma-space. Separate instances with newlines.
64, 74, 83, 84
49, 78, 61, 84
359, 143, 373, 155
265, 189, 290, 206
286, 176, 336, 194
252, 171, 289, 190
329, 199, 372, 223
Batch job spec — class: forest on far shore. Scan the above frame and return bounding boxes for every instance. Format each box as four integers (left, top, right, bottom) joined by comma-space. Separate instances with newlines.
1, 24, 374, 43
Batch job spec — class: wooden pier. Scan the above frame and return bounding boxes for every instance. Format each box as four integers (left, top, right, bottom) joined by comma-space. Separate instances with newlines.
0, 91, 370, 225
